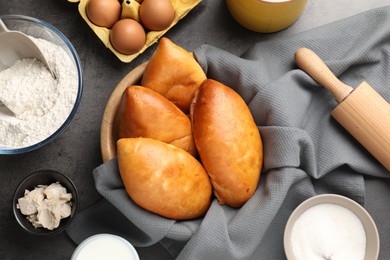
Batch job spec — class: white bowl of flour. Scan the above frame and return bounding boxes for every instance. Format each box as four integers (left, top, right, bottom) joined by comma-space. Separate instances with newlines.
284, 194, 379, 260
0, 15, 82, 154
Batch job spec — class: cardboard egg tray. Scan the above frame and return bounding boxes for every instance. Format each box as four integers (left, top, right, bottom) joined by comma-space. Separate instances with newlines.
68, 0, 201, 63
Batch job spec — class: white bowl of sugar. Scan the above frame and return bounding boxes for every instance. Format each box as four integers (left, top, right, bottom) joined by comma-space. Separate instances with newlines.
0, 15, 82, 154
284, 194, 379, 260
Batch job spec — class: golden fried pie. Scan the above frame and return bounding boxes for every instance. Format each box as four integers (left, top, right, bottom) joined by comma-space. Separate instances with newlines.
191, 79, 263, 208
141, 37, 206, 114
117, 137, 212, 220
117, 85, 196, 156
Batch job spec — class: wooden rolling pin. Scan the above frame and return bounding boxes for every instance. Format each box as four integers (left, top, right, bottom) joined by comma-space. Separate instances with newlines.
295, 48, 390, 171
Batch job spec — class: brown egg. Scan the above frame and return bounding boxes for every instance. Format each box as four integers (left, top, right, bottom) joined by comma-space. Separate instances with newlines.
86, 0, 121, 28
109, 19, 146, 55
140, 0, 175, 31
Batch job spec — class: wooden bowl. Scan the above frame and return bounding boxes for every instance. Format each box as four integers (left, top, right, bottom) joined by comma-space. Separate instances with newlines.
100, 62, 147, 163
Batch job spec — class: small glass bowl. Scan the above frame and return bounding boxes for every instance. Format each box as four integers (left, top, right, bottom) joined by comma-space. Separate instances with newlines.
12, 169, 79, 236
0, 14, 83, 154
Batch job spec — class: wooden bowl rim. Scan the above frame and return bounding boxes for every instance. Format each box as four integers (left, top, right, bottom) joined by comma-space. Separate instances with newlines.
100, 62, 148, 163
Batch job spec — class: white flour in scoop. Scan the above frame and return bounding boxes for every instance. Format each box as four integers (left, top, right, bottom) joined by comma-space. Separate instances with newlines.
0, 37, 78, 148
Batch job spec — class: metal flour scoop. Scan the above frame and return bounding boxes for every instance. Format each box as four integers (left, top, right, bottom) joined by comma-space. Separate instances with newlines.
295, 48, 390, 172
0, 18, 55, 78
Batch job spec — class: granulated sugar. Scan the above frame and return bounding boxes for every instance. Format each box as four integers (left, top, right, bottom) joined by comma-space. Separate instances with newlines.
290, 203, 366, 260
0, 37, 78, 148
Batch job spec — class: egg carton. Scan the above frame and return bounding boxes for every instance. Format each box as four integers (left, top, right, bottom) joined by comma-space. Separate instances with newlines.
68, 0, 201, 63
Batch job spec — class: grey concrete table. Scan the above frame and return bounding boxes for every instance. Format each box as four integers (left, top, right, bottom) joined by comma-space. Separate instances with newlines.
1, 0, 389, 259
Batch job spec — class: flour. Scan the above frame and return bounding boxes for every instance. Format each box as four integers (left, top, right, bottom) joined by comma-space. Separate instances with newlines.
0, 37, 78, 148
290, 203, 366, 260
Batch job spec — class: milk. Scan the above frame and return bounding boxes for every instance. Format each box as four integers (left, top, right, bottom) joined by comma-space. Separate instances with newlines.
72, 234, 139, 260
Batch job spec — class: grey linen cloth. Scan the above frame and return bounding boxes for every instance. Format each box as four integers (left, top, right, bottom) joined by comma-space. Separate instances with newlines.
67, 6, 390, 259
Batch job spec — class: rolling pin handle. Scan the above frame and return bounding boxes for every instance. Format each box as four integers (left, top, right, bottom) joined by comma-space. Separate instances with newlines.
294, 48, 354, 103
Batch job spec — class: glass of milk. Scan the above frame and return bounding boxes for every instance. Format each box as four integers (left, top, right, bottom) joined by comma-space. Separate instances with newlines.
71, 234, 140, 260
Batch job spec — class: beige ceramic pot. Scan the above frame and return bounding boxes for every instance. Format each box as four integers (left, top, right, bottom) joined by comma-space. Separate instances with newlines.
226, 0, 308, 33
